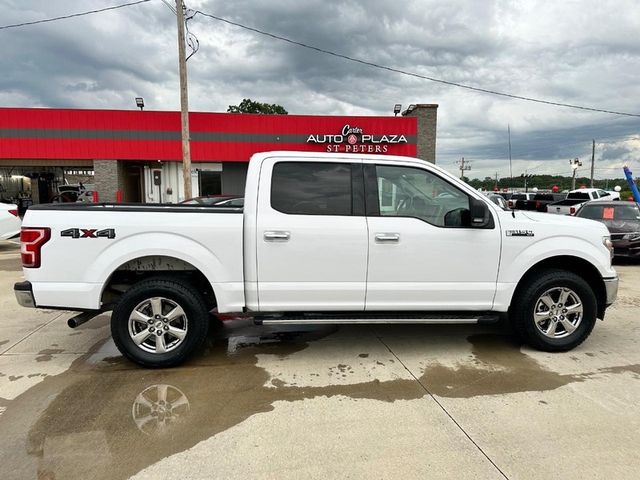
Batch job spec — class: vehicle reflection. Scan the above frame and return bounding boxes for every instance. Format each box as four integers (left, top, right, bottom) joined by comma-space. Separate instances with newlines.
132, 384, 191, 436
18, 322, 338, 480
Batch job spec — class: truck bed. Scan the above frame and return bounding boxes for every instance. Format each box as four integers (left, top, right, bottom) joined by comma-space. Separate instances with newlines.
22, 202, 245, 312
29, 202, 243, 214
548, 199, 585, 207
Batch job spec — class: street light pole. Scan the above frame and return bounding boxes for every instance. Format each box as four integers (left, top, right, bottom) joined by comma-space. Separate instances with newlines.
176, 0, 192, 200
570, 158, 582, 190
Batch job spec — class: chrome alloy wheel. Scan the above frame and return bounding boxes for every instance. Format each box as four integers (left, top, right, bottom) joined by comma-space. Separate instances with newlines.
533, 287, 583, 339
128, 297, 188, 354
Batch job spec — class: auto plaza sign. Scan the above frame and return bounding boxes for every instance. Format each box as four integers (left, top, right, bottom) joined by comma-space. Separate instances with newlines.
306, 124, 408, 153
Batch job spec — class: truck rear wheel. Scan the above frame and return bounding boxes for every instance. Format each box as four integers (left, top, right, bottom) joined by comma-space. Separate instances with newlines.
511, 269, 597, 351
111, 277, 210, 368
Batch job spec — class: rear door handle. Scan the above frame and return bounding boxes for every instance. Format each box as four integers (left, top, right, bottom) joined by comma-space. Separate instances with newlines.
264, 231, 291, 242
375, 233, 400, 243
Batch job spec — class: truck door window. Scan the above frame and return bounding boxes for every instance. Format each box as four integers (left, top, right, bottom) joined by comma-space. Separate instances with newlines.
374, 165, 470, 227
271, 162, 352, 215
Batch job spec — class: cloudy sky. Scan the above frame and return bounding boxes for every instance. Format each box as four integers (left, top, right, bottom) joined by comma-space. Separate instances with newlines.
1, 0, 639, 180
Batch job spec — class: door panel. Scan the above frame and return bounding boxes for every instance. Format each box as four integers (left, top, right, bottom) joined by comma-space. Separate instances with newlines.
256, 158, 368, 311
365, 163, 501, 311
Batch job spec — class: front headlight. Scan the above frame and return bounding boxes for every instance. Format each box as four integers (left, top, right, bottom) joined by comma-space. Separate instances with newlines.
603, 236, 614, 259
622, 232, 640, 241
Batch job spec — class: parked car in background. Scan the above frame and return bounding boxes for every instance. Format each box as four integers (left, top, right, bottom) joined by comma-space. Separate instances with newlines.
180, 195, 244, 207
52, 183, 96, 203
515, 193, 566, 212
507, 192, 535, 209
548, 188, 620, 215
0, 202, 21, 240
576, 201, 640, 258
485, 193, 508, 210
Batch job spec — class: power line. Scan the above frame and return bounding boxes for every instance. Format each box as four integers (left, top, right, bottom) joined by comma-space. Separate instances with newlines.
193, 10, 640, 118
0, 0, 152, 31
2, 2, 640, 119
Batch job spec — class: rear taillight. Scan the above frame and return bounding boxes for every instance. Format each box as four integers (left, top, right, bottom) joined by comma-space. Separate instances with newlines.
9, 209, 18, 217
535, 201, 541, 209
508, 200, 514, 208
569, 207, 576, 215
20, 227, 51, 268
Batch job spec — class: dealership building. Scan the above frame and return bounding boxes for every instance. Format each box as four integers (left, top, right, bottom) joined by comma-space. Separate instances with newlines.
0, 104, 437, 205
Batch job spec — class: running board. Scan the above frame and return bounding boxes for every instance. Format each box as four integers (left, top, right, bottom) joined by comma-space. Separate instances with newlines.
254, 313, 499, 326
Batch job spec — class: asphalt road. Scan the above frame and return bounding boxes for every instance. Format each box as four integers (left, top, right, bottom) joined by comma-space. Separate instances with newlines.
0, 240, 639, 480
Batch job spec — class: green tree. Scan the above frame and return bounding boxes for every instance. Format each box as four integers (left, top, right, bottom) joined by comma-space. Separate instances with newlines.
227, 98, 288, 114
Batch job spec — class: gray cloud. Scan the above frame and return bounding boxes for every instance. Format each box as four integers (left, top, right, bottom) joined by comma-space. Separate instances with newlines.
0, 0, 638, 178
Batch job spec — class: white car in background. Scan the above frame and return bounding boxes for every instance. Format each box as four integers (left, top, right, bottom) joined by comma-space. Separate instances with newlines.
0, 202, 21, 240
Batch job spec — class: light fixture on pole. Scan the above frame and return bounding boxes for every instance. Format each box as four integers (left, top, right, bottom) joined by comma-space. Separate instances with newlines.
393, 104, 402, 116
135, 97, 144, 111
569, 157, 582, 190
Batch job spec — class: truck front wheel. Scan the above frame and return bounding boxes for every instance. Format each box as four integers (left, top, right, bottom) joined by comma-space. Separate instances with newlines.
511, 269, 597, 351
111, 277, 210, 368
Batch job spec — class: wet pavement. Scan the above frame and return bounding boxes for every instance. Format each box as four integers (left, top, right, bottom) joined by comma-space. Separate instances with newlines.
1, 240, 639, 479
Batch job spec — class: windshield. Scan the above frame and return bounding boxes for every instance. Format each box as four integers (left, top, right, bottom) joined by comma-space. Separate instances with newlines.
577, 204, 640, 220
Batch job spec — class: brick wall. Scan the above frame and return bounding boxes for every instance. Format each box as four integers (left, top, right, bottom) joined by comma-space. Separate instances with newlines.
93, 160, 124, 202
405, 104, 438, 164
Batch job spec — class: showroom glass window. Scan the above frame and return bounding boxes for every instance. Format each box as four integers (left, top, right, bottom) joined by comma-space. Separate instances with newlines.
271, 162, 352, 215
375, 165, 469, 226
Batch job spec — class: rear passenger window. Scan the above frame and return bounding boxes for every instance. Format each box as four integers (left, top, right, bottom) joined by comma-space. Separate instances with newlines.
271, 162, 352, 215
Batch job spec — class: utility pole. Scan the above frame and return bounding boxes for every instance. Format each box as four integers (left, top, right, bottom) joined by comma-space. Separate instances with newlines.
508, 124, 513, 186
176, 0, 192, 200
570, 158, 582, 190
456, 157, 471, 180
590, 139, 595, 188
494, 171, 499, 191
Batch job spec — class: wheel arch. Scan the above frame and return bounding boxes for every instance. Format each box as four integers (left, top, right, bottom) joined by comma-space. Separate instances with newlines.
100, 255, 217, 311
511, 255, 606, 319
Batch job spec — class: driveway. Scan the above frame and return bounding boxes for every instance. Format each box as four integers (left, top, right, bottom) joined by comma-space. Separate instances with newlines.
1, 240, 639, 479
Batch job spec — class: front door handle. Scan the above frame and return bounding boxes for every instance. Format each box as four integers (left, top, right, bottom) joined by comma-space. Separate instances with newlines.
375, 233, 400, 243
264, 231, 291, 242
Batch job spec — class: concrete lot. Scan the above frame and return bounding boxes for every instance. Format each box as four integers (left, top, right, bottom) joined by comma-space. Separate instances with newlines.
0, 240, 639, 480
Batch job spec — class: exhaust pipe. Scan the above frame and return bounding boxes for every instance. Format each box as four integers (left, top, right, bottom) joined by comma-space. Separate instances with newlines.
67, 310, 100, 329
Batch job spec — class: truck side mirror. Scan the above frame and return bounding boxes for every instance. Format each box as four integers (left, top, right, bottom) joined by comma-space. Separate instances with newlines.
469, 197, 494, 228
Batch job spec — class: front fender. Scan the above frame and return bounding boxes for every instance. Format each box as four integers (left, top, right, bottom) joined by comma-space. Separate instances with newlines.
500, 236, 612, 283
492, 235, 613, 311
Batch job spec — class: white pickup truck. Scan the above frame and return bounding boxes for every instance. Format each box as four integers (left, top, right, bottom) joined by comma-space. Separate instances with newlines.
548, 188, 620, 215
15, 152, 619, 367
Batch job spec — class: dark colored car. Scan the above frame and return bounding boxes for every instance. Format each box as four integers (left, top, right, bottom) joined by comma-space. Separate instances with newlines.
507, 192, 534, 209
515, 193, 566, 212
576, 201, 640, 258
180, 195, 244, 207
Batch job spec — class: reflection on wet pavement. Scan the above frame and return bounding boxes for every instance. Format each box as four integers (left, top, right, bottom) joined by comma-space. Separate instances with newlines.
1, 319, 639, 480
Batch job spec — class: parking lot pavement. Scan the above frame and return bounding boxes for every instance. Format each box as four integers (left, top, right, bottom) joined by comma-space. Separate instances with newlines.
0, 240, 639, 480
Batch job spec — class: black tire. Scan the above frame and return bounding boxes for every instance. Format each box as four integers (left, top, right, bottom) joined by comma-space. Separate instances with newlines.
511, 269, 597, 352
111, 277, 210, 368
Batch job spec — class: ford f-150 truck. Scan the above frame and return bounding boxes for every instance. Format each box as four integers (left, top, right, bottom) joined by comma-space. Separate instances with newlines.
548, 188, 620, 215
14, 152, 619, 367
